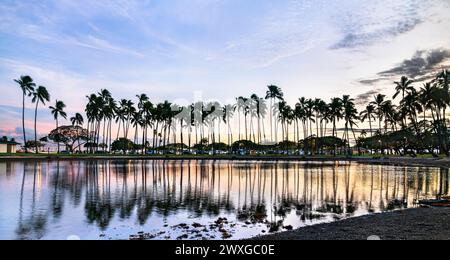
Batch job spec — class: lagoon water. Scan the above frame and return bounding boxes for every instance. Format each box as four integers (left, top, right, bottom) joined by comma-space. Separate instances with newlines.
0, 160, 448, 240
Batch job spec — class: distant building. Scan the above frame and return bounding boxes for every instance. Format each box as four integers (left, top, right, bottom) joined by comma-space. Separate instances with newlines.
0, 137, 20, 154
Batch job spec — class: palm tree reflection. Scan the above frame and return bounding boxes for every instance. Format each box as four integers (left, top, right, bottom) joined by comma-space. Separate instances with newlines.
12, 161, 450, 239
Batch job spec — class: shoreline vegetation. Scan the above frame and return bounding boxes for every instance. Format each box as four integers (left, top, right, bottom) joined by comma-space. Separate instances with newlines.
9, 70, 450, 160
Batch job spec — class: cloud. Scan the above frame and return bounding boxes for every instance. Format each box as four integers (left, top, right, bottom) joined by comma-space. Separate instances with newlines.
332, 19, 422, 49
379, 49, 450, 78
329, 0, 442, 50
0, 1, 145, 58
355, 90, 381, 106
357, 49, 450, 89
68, 35, 145, 58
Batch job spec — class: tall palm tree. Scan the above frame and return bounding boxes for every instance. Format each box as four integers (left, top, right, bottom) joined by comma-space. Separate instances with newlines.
329, 98, 343, 139
360, 104, 376, 153
294, 101, 306, 154
223, 104, 235, 148
342, 95, 359, 155
50, 100, 67, 153
14, 76, 36, 152
360, 104, 376, 138
136, 94, 150, 151
265, 85, 284, 143
250, 94, 267, 144
393, 76, 415, 128
329, 97, 343, 156
278, 101, 294, 152
400, 90, 422, 133
31, 86, 50, 154
370, 94, 386, 136
70, 113, 84, 152
236, 97, 250, 141
313, 99, 327, 153
142, 101, 154, 153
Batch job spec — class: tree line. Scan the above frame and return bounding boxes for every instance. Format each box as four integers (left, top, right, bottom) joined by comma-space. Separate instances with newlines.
13, 69, 450, 155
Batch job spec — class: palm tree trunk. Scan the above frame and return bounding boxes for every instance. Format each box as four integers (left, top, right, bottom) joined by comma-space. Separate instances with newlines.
56, 118, 60, 154
270, 99, 273, 142
116, 120, 121, 140
22, 92, 27, 153
180, 120, 184, 151
238, 111, 241, 141
34, 100, 39, 154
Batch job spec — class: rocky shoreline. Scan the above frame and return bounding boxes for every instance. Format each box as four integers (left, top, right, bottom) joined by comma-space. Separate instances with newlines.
253, 207, 450, 240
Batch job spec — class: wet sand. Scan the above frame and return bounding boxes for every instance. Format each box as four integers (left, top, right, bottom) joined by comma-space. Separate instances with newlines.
253, 207, 450, 240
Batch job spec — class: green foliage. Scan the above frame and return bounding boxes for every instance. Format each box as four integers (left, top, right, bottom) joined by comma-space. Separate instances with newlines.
47, 125, 88, 152
232, 140, 259, 150
111, 138, 136, 152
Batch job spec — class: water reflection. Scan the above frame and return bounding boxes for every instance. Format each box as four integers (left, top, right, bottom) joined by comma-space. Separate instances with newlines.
0, 160, 448, 240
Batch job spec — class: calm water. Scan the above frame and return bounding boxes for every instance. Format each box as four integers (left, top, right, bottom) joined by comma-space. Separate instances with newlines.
0, 160, 448, 240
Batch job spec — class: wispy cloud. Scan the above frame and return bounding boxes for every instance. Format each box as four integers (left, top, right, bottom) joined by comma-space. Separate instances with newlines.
379, 49, 450, 78
330, 0, 429, 50
0, 1, 146, 58
332, 19, 422, 49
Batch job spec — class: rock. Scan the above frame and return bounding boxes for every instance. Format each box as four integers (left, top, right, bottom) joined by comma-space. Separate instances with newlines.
283, 225, 293, 231
222, 232, 232, 239
192, 223, 204, 228
176, 234, 189, 240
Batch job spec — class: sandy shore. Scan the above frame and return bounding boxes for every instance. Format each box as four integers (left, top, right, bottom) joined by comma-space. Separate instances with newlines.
1, 155, 450, 168
253, 207, 450, 240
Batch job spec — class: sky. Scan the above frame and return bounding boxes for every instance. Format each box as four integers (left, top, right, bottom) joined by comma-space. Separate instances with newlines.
1, 0, 450, 142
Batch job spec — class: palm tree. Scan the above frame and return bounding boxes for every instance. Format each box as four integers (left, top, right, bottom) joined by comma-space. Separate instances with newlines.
342, 95, 359, 155
50, 100, 67, 153
419, 82, 434, 127
329, 97, 343, 156
265, 85, 284, 143
31, 86, 50, 154
223, 104, 235, 148
360, 104, 376, 138
70, 113, 84, 152
370, 94, 386, 136
278, 101, 294, 152
400, 90, 422, 132
250, 95, 267, 144
313, 99, 327, 153
329, 98, 343, 139
294, 101, 306, 154
360, 104, 376, 153
136, 94, 149, 151
14, 76, 36, 152
236, 97, 250, 141
393, 76, 415, 128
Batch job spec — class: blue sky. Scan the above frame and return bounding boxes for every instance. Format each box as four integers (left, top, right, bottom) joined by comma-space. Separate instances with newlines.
1, 0, 450, 140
